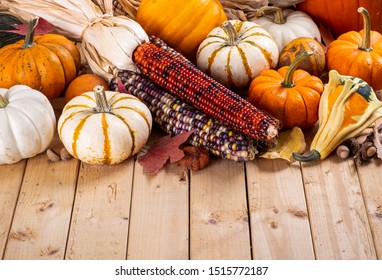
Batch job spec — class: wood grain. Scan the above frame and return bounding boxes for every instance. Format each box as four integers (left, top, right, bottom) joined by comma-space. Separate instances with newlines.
190, 158, 251, 260
0, 160, 26, 257
246, 158, 315, 259
3, 142, 79, 259
301, 155, 377, 259
127, 162, 189, 260
356, 161, 382, 259
65, 159, 134, 260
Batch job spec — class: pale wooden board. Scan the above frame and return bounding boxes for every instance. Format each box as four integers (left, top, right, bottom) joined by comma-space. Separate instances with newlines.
65, 159, 134, 260
127, 161, 189, 260
246, 158, 315, 260
190, 158, 251, 260
0, 160, 26, 257
3, 142, 79, 260
301, 155, 377, 259
356, 161, 382, 259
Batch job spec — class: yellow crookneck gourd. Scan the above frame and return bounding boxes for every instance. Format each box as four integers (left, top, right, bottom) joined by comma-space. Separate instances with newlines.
293, 70, 382, 161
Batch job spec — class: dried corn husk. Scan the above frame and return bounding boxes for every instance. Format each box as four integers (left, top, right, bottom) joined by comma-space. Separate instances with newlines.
2, 0, 149, 81
221, 0, 306, 20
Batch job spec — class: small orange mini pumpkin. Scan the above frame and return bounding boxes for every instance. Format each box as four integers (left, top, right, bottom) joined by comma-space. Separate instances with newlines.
247, 51, 324, 129
0, 17, 81, 99
326, 7, 382, 91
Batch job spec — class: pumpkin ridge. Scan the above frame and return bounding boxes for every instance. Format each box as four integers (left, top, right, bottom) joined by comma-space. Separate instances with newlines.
39, 42, 77, 86
0, 49, 22, 88
64, 104, 92, 110
243, 41, 274, 67
71, 114, 92, 158
101, 114, 112, 164
1, 107, 21, 158
30, 45, 66, 99
113, 113, 135, 156
241, 32, 273, 41
207, 46, 224, 76
9, 106, 44, 154
58, 110, 89, 137
112, 105, 152, 131
226, 48, 234, 87
236, 45, 252, 85
13, 49, 41, 90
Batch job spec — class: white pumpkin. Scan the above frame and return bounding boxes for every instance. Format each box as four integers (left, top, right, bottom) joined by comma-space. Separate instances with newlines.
251, 7, 321, 53
0, 85, 56, 164
196, 20, 279, 89
58, 85, 152, 164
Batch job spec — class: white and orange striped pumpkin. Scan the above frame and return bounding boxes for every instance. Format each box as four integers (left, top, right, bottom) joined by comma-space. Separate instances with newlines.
57, 85, 152, 164
196, 20, 279, 89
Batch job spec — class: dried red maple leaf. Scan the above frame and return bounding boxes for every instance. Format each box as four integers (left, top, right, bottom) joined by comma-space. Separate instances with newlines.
117, 78, 129, 94
138, 130, 195, 174
6, 18, 54, 36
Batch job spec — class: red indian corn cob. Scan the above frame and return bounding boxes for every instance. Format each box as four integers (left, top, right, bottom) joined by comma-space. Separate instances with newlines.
132, 42, 281, 141
111, 71, 270, 161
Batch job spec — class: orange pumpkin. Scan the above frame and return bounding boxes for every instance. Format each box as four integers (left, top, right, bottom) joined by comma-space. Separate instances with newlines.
0, 17, 81, 99
65, 73, 109, 103
136, 0, 227, 61
297, 0, 382, 37
247, 51, 324, 129
326, 7, 382, 91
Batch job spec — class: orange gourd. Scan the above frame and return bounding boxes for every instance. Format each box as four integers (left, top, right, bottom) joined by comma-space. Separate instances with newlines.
136, 0, 227, 61
0, 17, 81, 99
297, 0, 382, 37
278, 37, 326, 77
247, 51, 324, 129
65, 73, 109, 103
326, 7, 382, 91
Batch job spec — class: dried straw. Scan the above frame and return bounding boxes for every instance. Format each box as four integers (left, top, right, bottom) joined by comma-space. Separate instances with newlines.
2, 0, 149, 81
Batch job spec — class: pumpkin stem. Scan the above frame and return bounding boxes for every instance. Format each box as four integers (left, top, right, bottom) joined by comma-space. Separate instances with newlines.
221, 21, 238, 46
22, 16, 39, 49
0, 94, 8, 108
358, 7, 373, 52
292, 149, 321, 162
94, 85, 111, 113
281, 50, 313, 88
256, 6, 286, 24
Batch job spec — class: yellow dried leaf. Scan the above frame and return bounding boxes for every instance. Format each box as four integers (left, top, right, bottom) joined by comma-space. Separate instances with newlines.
260, 126, 306, 162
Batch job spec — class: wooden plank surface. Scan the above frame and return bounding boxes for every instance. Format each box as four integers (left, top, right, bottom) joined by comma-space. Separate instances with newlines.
301, 155, 377, 259
65, 159, 134, 260
190, 159, 251, 260
3, 139, 79, 260
127, 162, 189, 260
246, 158, 315, 260
0, 160, 26, 257
356, 161, 382, 259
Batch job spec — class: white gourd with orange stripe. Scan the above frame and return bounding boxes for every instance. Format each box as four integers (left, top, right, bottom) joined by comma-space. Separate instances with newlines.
196, 20, 279, 90
57, 85, 152, 165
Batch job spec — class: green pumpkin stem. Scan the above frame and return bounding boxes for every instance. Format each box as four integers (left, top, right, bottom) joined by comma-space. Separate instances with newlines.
292, 149, 321, 162
221, 21, 238, 46
358, 7, 372, 52
94, 85, 111, 113
0, 94, 9, 108
256, 6, 286, 24
281, 50, 313, 88
22, 16, 39, 49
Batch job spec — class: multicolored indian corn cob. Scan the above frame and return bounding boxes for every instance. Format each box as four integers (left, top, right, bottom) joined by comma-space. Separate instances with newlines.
111, 71, 270, 161
132, 40, 281, 142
